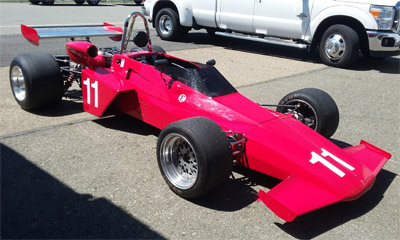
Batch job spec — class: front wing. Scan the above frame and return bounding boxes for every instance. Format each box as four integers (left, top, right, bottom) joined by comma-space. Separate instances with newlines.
258, 140, 391, 222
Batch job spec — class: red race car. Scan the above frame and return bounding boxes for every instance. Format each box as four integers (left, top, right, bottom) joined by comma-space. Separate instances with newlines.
10, 12, 391, 222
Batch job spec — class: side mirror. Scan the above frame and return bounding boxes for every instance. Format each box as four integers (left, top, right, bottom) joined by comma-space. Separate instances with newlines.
206, 59, 216, 66
154, 59, 169, 68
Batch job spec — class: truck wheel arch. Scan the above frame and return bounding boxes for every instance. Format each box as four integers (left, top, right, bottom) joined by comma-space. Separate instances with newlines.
152, 0, 193, 28
310, 16, 369, 54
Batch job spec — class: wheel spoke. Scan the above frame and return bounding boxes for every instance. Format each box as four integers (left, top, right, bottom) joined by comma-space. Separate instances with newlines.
11, 66, 26, 102
283, 100, 318, 131
160, 134, 198, 189
325, 34, 346, 60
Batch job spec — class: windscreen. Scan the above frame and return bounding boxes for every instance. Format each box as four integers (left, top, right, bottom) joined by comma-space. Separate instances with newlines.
163, 62, 237, 97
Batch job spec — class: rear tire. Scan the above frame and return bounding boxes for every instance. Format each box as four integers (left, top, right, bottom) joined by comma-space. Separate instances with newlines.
276, 88, 339, 139
134, 0, 142, 5
9, 53, 64, 111
157, 117, 232, 198
155, 8, 188, 41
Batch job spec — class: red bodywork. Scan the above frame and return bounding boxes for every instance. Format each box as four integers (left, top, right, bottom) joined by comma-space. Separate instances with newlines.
20, 19, 391, 221
76, 44, 390, 222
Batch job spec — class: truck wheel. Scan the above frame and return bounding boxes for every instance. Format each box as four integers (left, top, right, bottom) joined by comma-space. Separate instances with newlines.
86, 0, 99, 6
29, 0, 40, 5
9, 53, 64, 111
41, 0, 54, 5
319, 24, 359, 68
74, 0, 85, 5
155, 8, 188, 41
157, 117, 232, 199
134, 0, 142, 5
276, 88, 339, 139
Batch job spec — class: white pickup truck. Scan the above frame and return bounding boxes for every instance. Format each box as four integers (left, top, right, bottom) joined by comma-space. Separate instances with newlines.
142, 0, 400, 67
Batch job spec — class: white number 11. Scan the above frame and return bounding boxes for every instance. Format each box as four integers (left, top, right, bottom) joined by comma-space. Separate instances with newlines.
83, 78, 98, 108
310, 148, 355, 177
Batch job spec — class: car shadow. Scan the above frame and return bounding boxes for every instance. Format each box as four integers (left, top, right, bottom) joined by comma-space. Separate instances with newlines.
177, 32, 400, 74
115, 4, 143, 6
29, 97, 84, 117
275, 168, 397, 239
329, 138, 352, 148
32, 4, 115, 7
93, 114, 160, 137
0, 143, 165, 239
190, 166, 281, 212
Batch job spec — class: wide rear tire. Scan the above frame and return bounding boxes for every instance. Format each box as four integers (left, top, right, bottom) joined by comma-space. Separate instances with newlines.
157, 117, 232, 198
9, 53, 64, 111
276, 88, 339, 139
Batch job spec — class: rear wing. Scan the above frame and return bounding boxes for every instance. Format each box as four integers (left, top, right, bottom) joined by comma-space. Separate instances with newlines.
21, 23, 123, 46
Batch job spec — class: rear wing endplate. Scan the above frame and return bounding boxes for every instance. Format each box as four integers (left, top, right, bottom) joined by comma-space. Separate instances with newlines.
21, 23, 123, 46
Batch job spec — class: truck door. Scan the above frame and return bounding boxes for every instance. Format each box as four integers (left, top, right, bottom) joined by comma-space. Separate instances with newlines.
253, 0, 314, 40
217, 0, 255, 33
192, 0, 219, 28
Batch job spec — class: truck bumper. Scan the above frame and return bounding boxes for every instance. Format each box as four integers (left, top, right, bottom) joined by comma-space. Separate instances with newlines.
367, 30, 400, 57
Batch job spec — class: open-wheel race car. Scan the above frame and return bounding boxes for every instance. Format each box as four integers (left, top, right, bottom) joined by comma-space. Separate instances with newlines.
10, 12, 391, 222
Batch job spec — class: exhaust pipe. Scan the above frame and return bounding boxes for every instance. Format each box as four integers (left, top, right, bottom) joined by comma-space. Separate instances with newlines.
65, 41, 105, 68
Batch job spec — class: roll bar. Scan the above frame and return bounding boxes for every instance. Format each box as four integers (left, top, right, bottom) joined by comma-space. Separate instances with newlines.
120, 12, 153, 54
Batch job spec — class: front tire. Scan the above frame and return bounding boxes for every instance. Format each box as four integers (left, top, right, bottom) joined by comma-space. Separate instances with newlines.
157, 117, 232, 199
276, 88, 339, 139
9, 53, 64, 111
155, 8, 188, 41
319, 24, 359, 68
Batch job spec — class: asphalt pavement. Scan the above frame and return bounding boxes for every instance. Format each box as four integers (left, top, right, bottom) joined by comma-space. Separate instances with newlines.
1, 2, 399, 239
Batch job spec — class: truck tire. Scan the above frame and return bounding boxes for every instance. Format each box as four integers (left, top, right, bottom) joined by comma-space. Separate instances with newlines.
319, 24, 359, 68
155, 8, 188, 41
74, 0, 85, 5
86, 0, 99, 6
157, 117, 232, 199
9, 53, 64, 111
276, 88, 339, 139
41, 0, 54, 5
